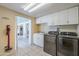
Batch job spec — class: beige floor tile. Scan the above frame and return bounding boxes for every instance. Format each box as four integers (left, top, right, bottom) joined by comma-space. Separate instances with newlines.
11, 45, 51, 56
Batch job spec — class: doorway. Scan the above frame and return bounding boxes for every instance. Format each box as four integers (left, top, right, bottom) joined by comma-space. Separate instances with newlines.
15, 16, 32, 49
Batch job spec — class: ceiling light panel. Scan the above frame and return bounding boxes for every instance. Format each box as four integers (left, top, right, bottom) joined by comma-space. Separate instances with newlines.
28, 3, 47, 13
24, 3, 38, 11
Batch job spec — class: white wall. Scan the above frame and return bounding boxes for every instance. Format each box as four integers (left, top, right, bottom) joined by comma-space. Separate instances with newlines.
40, 24, 48, 33
59, 25, 77, 32
40, 24, 77, 33
40, 24, 58, 33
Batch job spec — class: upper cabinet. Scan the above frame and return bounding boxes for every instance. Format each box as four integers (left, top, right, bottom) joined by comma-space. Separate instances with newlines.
47, 14, 55, 26
36, 7, 79, 25
36, 16, 48, 24
67, 7, 78, 24
55, 7, 79, 25
58, 10, 68, 25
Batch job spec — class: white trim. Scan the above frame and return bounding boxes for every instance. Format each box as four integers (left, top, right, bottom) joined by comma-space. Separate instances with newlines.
28, 20, 32, 45
15, 16, 17, 50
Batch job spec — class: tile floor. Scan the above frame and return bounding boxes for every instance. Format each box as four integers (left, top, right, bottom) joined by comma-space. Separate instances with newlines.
10, 36, 51, 56
11, 45, 51, 56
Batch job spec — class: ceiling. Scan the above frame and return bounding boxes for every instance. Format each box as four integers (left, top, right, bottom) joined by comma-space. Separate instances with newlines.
0, 3, 79, 18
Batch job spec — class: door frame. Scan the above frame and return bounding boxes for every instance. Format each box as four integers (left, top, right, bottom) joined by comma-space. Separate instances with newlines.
15, 16, 32, 49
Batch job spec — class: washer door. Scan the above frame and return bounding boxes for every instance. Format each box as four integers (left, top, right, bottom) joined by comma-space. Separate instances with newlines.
57, 37, 75, 56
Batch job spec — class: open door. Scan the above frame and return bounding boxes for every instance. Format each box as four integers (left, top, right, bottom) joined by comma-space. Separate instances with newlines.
15, 16, 32, 49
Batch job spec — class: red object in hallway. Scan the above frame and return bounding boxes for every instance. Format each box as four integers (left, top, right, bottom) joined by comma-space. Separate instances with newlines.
5, 25, 12, 51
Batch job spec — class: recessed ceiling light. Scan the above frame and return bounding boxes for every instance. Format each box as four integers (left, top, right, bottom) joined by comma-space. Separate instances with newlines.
28, 3, 47, 13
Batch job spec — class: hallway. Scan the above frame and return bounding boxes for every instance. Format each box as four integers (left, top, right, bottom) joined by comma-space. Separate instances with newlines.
16, 16, 32, 48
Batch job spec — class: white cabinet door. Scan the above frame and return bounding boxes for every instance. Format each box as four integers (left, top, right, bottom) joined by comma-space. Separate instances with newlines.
48, 13, 59, 26
52, 13, 58, 25
60, 10, 68, 25
33, 33, 44, 47
36, 16, 48, 24
47, 14, 54, 26
37, 34, 44, 47
36, 18, 41, 24
42, 15, 49, 24
33, 34, 38, 45
56, 13, 63, 25
68, 7, 78, 24
36, 17, 45, 24
56, 12, 63, 25
57, 10, 68, 25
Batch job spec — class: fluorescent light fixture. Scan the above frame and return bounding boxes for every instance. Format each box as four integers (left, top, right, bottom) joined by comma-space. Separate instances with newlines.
24, 3, 36, 11
28, 3, 47, 13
